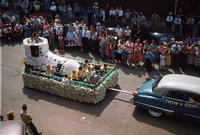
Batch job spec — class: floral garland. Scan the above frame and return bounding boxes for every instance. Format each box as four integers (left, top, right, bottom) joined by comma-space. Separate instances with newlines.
22, 69, 119, 104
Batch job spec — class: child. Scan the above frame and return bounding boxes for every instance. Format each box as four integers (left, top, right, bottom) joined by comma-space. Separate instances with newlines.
144, 48, 154, 72
99, 41, 106, 60
58, 33, 65, 52
160, 51, 166, 70
133, 49, 140, 68
45, 64, 54, 76
100, 64, 108, 73
66, 29, 75, 46
77, 66, 85, 79
110, 37, 116, 63
71, 70, 77, 80
85, 66, 92, 82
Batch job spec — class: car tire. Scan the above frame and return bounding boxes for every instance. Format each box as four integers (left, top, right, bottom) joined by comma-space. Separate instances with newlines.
148, 110, 162, 117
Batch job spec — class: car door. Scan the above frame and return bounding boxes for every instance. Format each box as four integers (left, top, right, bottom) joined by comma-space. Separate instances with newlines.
163, 91, 185, 114
183, 93, 200, 119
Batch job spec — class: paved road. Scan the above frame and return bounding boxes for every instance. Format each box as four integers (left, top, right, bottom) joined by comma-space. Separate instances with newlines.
1, 42, 200, 135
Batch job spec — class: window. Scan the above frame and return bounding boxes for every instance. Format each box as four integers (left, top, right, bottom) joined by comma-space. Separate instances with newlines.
30, 46, 39, 57
152, 78, 162, 91
164, 91, 185, 101
186, 93, 200, 104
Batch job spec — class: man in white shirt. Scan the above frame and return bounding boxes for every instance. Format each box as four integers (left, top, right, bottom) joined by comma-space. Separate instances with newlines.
174, 15, 182, 38
166, 12, 173, 30
186, 15, 195, 36
109, 7, 116, 19
118, 7, 123, 20
50, 2, 57, 19
115, 25, 123, 38
8, 15, 16, 24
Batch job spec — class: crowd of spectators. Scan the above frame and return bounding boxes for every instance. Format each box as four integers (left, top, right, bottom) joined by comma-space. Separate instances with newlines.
0, 0, 200, 72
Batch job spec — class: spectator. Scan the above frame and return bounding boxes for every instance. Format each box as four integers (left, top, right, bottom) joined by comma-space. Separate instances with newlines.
125, 37, 134, 66
124, 26, 132, 41
20, 104, 42, 135
143, 40, 149, 54
99, 34, 107, 59
0, 114, 4, 122
115, 25, 123, 38
50, 2, 57, 19
131, 14, 138, 37
159, 51, 166, 70
109, 7, 116, 19
174, 15, 182, 39
181, 42, 189, 67
58, 33, 64, 52
182, 16, 188, 39
138, 12, 146, 29
34, 1, 40, 12
194, 44, 200, 69
186, 15, 195, 37
144, 48, 154, 72
74, 3, 80, 17
6, 111, 15, 120
134, 39, 143, 65
67, 4, 73, 18
125, 9, 131, 21
151, 12, 160, 25
171, 41, 181, 67
91, 28, 98, 55
166, 12, 173, 30
150, 40, 158, 67
118, 7, 123, 20
110, 37, 116, 63
8, 15, 16, 24
74, 27, 82, 47
164, 43, 172, 70
157, 42, 165, 65
100, 8, 106, 22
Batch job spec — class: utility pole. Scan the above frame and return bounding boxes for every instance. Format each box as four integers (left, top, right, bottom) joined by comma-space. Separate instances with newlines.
174, 0, 178, 15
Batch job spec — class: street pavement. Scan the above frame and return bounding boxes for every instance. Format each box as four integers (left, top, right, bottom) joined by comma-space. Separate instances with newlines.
1, 42, 200, 135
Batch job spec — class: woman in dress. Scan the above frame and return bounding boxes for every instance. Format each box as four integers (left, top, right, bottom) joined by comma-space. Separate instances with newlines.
58, 33, 65, 52
159, 51, 166, 70
133, 49, 140, 68
125, 37, 134, 66
99, 34, 107, 60
187, 45, 195, 66
157, 42, 165, 68
105, 39, 110, 61
150, 39, 158, 67
74, 27, 82, 47
194, 45, 200, 69
134, 39, 143, 65
164, 43, 171, 70
110, 37, 116, 63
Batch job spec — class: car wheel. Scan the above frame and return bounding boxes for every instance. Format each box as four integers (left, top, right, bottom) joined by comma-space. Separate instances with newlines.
148, 110, 162, 117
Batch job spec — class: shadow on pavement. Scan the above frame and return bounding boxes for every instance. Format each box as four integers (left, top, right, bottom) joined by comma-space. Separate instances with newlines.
132, 107, 200, 135
23, 84, 120, 117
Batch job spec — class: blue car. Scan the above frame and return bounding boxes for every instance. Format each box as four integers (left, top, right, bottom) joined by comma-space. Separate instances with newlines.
131, 74, 200, 118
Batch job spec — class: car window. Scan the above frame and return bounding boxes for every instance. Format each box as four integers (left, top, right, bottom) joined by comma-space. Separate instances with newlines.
152, 78, 162, 91
186, 93, 200, 104
164, 91, 185, 101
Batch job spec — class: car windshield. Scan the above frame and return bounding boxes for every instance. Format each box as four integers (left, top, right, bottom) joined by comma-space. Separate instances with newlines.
152, 78, 162, 92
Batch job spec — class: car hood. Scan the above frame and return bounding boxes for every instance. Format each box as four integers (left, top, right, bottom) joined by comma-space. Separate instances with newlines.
150, 32, 175, 43
137, 78, 157, 95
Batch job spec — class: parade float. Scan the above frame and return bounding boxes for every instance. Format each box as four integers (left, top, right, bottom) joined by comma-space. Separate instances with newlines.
22, 37, 118, 104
